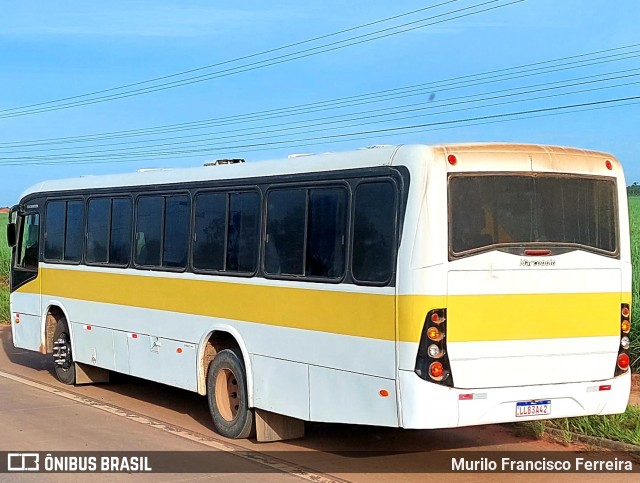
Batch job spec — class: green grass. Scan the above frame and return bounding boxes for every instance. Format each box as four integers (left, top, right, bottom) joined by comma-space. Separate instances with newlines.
629, 196, 640, 372
519, 405, 640, 447
0, 213, 8, 324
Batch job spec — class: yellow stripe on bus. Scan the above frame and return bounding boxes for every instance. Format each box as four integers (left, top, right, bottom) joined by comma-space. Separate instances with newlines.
32, 268, 397, 340
16, 268, 628, 343
399, 293, 625, 343
448, 292, 622, 342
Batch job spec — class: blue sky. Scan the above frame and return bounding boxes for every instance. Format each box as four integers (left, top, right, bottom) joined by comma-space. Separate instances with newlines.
1, 0, 639, 205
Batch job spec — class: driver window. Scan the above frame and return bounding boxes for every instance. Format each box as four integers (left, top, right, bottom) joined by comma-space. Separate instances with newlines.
16, 213, 40, 270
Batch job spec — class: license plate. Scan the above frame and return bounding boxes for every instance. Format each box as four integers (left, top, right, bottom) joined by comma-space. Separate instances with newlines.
515, 400, 551, 417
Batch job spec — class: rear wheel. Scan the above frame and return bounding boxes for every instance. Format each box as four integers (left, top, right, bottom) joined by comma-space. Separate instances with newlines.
207, 349, 254, 439
52, 318, 75, 385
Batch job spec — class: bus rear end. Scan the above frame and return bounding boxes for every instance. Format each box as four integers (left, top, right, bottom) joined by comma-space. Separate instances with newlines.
398, 144, 632, 429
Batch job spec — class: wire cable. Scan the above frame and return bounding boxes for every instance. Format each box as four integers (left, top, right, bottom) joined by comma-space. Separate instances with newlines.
1, 92, 636, 163
0, 0, 523, 118
1, 43, 638, 147
3, 69, 638, 156
1, 96, 637, 167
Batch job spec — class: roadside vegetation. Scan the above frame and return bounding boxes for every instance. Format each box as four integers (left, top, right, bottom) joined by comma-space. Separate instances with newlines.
548, 406, 640, 446
0, 213, 9, 324
518, 405, 640, 447
628, 196, 640, 372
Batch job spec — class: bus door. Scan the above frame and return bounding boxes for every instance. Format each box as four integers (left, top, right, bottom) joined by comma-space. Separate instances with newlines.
8, 206, 42, 352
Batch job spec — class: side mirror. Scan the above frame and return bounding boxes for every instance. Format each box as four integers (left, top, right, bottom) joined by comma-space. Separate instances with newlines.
6, 223, 16, 247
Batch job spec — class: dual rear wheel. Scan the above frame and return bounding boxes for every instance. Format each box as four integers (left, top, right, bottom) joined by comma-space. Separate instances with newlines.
52, 317, 75, 385
206, 349, 254, 439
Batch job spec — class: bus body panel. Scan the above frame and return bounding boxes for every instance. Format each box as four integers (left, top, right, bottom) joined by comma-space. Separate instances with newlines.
10, 291, 42, 353
252, 354, 310, 420
446, 267, 621, 388
309, 366, 398, 426
398, 369, 631, 429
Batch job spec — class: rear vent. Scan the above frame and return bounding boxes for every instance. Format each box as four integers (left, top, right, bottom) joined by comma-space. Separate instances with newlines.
203, 158, 245, 166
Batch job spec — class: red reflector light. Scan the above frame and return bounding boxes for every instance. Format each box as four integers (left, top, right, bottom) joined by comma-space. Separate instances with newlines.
87, 326, 92, 331
598, 385, 611, 391
431, 313, 440, 323
447, 154, 457, 165
617, 353, 630, 370
459, 394, 473, 400
605, 160, 613, 170
132, 334, 138, 339
622, 306, 630, 318
430, 362, 444, 378
524, 249, 551, 256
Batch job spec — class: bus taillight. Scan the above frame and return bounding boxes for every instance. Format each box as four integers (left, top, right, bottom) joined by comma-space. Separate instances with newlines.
415, 308, 454, 387
614, 303, 631, 376
617, 353, 630, 370
429, 362, 444, 379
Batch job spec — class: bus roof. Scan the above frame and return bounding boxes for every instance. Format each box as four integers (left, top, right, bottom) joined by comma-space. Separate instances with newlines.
18, 143, 616, 200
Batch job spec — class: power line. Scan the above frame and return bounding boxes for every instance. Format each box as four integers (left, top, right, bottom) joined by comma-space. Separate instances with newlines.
1, 94, 637, 165
3, 69, 638, 156
0, 0, 463, 116
2, 42, 638, 147
2, 96, 637, 167
0, 0, 523, 118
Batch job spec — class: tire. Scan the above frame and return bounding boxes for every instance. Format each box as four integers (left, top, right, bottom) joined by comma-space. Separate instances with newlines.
52, 318, 75, 385
207, 349, 254, 439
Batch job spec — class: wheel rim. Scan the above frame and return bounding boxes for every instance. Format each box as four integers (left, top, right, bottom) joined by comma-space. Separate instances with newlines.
215, 368, 239, 422
53, 332, 72, 371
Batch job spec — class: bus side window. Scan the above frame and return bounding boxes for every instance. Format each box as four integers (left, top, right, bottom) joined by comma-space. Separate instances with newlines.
135, 196, 163, 267
226, 192, 260, 273
163, 195, 189, 269
306, 187, 347, 278
16, 213, 40, 270
352, 181, 396, 284
44, 200, 84, 263
193, 192, 226, 271
265, 189, 306, 276
87, 198, 110, 263
109, 198, 132, 265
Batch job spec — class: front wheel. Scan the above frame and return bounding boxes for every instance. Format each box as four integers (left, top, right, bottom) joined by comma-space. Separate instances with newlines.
207, 349, 254, 439
52, 318, 75, 385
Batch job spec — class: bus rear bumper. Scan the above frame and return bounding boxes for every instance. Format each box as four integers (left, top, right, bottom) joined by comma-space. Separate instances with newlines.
398, 370, 631, 429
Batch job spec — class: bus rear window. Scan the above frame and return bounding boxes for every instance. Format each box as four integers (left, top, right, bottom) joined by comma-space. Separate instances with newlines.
449, 174, 617, 256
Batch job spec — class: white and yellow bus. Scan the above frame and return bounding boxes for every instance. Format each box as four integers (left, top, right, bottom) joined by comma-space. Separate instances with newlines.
7, 143, 632, 441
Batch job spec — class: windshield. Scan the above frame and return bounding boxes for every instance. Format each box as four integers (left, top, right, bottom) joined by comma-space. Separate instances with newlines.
449, 174, 618, 256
